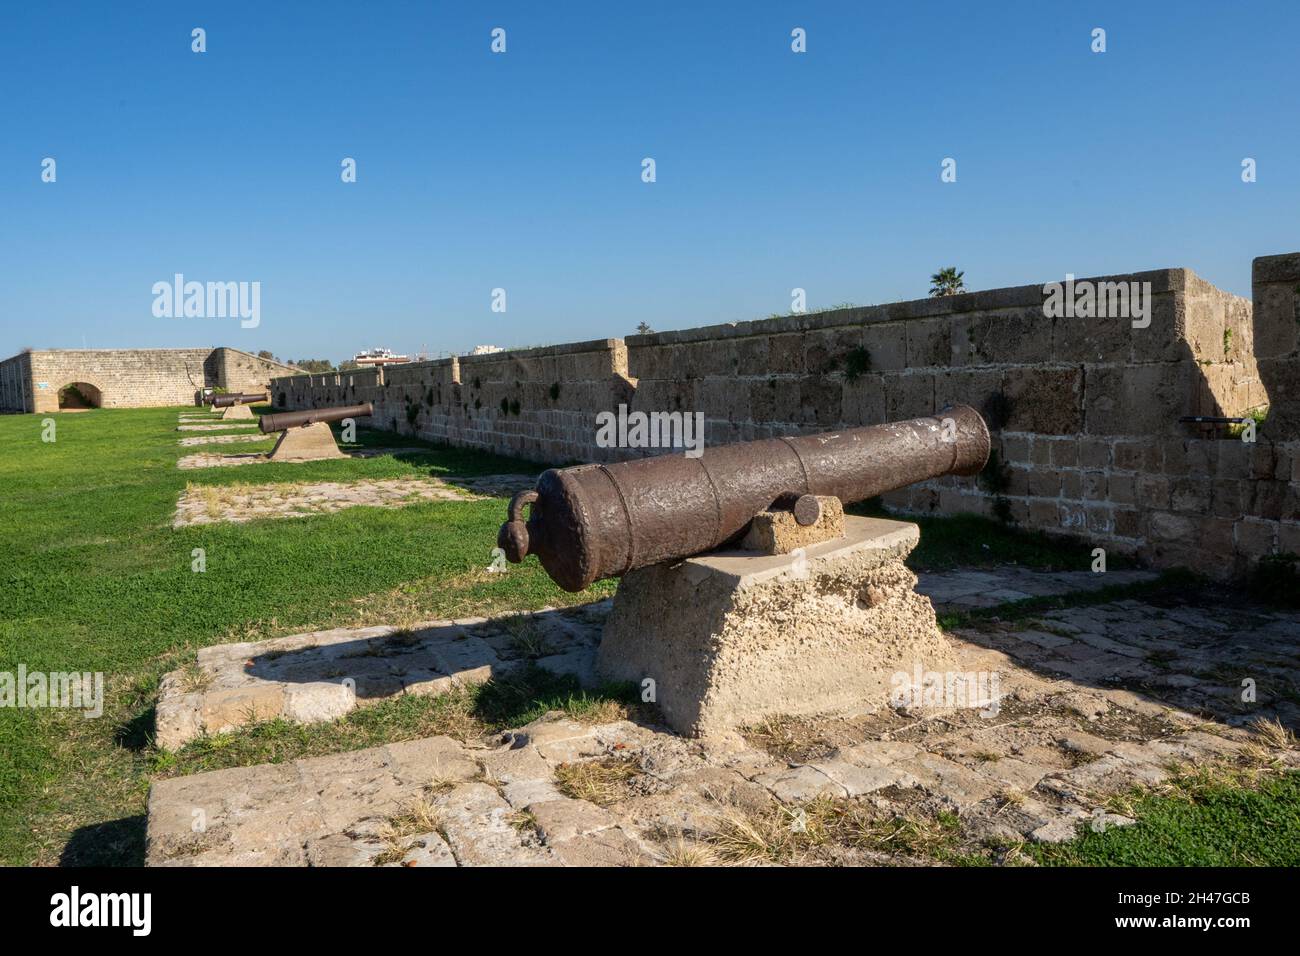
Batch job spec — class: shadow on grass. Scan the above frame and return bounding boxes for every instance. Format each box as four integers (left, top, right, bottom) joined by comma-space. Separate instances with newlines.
60, 815, 147, 867
473, 666, 646, 730
115, 705, 157, 753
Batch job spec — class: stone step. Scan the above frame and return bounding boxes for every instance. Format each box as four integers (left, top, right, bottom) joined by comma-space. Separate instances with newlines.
155, 604, 609, 750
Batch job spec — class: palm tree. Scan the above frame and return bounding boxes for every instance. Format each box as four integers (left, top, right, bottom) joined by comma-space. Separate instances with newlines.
929, 267, 966, 297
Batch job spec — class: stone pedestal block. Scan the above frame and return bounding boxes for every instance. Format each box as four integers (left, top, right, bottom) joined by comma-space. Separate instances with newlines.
597, 516, 952, 737
741, 495, 845, 553
268, 421, 346, 461
221, 403, 254, 420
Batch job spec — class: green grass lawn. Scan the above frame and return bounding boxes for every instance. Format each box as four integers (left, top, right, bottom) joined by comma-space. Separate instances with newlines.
0, 406, 614, 865
1028, 770, 1300, 866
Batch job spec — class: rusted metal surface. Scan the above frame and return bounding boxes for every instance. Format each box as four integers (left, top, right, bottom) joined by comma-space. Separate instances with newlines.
499, 405, 991, 592
258, 402, 374, 434
211, 392, 269, 408
773, 492, 823, 526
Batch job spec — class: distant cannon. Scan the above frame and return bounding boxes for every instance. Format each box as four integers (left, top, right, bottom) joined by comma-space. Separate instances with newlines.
499, 405, 990, 592
211, 392, 268, 408
210, 392, 269, 420
259, 402, 374, 461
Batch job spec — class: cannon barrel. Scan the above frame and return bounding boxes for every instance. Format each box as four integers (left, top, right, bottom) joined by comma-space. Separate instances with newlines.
258, 402, 374, 434
498, 405, 990, 592
211, 392, 268, 408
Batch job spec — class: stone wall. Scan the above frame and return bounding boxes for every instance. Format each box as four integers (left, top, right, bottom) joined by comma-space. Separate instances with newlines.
0, 347, 299, 413
274, 340, 634, 464
212, 349, 300, 398
271, 255, 1298, 579
1254, 253, 1300, 442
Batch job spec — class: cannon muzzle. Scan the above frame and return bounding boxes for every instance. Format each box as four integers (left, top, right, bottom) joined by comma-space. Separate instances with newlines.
212, 392, 269, 408
258, 403, 374, 434
498, 405, 990, 592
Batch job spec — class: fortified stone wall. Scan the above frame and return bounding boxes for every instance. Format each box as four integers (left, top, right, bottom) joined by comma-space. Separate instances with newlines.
274, 340, 635, 464
272, 256, 1298, 579
0, 347, 299, 413
213, 349, 300, 398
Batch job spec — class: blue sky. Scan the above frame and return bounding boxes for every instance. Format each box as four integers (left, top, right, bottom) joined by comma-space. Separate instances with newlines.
1, 1, 1295, 362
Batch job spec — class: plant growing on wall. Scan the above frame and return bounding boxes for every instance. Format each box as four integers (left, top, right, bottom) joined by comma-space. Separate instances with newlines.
978, 450, 1014, 526
990, 497, 1013, 525
843, 347, 872, 382
981, 391, 1013, 432
978, 449, 1011, 496
929, 267, 966, 297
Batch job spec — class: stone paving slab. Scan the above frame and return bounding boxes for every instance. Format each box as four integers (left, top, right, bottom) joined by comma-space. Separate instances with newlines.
176, 423, 259, 432
915, 568, 1160, 611
178, 433, 270, 446
177, 447, 423, 469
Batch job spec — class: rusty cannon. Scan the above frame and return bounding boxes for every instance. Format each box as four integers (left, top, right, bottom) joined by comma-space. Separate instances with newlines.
210, 392, 268, 408
498, 405, 990, 592
258, 402, 374, 461
209, 392, 269, 421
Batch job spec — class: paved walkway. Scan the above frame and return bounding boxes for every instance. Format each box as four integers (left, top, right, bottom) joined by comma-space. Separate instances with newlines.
177, 447, 422, 469
171, 478, 478, 527
915, 568, 1159, 611
176, 423, 259, 432
147, 566, 1300, 866
178, 433, 269, 446
171, 474, 537, 527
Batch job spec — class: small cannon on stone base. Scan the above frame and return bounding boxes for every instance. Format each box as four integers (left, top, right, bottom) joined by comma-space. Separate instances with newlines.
498, 405, 991, 737
258, 403, 374, 461
210, 392, 269, 420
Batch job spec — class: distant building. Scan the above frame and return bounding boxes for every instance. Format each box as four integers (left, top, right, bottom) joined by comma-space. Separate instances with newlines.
471, 345, 503, 355
353, 348, 410, 368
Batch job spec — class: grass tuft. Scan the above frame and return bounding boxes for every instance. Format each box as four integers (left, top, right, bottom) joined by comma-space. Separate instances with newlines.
554, 758, 641, 806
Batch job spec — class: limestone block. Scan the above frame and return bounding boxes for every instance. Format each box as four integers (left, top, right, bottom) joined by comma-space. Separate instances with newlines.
198, 685, 286, 736
597, 516, 954, 738
740, 495, 844, 554
860, 322, 906, 371
154, 692, 203, 751
1003, 366, 1083, 435
283, 681, 356, 723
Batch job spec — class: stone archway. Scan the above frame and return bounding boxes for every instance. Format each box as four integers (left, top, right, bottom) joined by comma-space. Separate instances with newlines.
58, 381, 103, 409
